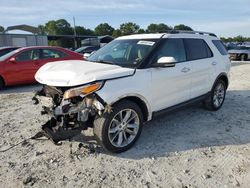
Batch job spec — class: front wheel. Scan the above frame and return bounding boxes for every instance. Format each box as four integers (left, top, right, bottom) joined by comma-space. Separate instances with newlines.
93, 100, 143, 153
203, 79, 226, 111
0, 78, 4, 90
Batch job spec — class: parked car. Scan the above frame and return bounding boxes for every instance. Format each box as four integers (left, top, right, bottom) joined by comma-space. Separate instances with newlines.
0, 46, 83, 89
34, 31, 231, 153
0, 46, 20, 57
228, 46, 250, 61
75, 46, 100, 54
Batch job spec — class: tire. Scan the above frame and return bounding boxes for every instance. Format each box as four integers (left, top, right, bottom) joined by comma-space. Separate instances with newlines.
93, 100, 143, 153
203, 79, 226, 111
241, 54, 247, 61
0, 78, 4, 90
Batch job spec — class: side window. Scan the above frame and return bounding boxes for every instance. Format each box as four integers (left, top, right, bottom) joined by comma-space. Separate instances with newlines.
41, 49, 67, 59
184, 39, 213, 61
152, 38, 186, 64
16, 50, 40, 62
0, 49, 10, 57
212, 40, 228, 55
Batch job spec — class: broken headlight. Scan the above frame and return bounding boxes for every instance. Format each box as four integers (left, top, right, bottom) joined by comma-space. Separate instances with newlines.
63, 82, 103, 100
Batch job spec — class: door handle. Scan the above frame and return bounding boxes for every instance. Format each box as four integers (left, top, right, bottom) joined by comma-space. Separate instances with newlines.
212, 61, 217, 65
181, 67, 190, 73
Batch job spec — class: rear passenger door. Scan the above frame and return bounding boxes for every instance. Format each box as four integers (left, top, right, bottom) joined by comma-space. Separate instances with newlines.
184, 38, 215, 99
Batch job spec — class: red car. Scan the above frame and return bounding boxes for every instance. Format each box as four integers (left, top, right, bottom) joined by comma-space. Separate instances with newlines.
0, 46, 83, 89
0, 46, 20, 57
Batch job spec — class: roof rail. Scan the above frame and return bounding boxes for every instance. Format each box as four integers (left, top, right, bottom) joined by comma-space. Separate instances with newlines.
158, 30, 217, 37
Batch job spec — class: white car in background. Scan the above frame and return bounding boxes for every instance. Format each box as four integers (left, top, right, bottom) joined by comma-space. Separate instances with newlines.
228, 46, 250, 61
33, 31, 231, 153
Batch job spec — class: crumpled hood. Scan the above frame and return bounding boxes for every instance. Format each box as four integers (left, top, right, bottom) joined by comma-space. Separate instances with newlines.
35, 60, 135, 87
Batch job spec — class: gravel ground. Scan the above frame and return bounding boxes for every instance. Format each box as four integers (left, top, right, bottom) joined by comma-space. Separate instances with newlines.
0, 63, 250, 188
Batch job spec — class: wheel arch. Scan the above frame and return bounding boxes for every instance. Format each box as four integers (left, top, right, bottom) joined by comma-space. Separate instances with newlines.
109, 94, 151, 122
213, 73, 229, 90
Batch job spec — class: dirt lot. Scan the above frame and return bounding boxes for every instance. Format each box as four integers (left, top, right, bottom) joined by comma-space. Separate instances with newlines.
0, 63, 250, 188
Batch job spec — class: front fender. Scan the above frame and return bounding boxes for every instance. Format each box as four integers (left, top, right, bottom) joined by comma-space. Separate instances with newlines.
96, 71, 152, 121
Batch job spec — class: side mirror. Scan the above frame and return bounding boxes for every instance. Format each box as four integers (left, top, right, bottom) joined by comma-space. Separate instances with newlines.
9, 57, 16, 63
153, 56, 176, 68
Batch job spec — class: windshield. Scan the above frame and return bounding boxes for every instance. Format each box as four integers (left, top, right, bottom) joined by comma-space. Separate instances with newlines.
88, 39, 158, 68
75, 47, 87, 53
0, 49, 19, 61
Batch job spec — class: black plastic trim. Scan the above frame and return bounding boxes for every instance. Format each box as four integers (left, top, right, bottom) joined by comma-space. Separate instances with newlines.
152, 92, 210, 118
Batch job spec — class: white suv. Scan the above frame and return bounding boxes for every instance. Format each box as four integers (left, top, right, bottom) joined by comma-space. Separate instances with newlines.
33, 31, 231, 153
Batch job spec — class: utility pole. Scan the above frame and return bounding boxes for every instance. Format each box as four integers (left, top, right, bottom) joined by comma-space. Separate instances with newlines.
73, 16, 77, 49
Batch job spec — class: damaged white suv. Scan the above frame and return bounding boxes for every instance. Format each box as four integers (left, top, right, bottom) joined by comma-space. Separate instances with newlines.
33, 31, 231, 153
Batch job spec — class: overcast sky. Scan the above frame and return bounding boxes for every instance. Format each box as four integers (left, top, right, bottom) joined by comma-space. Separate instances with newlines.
1, 0, 250, 37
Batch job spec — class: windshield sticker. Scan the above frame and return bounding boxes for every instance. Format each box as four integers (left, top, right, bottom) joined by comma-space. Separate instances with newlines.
137, 41, 155, 46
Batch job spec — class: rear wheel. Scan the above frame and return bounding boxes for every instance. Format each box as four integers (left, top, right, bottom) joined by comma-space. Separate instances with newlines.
203, 79, 226, 111
93, 100, 143, 153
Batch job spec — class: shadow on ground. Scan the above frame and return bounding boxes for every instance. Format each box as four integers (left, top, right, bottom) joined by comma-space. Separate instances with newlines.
70, 89, 250, 159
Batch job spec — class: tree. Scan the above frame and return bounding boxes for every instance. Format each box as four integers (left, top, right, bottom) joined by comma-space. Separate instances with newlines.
45, 19, 73, 35
119, 22, 140, 35
95, 23, 114, 36
75, 26, 95, 35
147, 23, 172, 33
38, 25, 46, 34
40, 19, 74, 47
174, 24, 193, 31
138, 29, 145, 34
234, 35, 245, 43
0, 26, 4, 33
112, 29, 122, 38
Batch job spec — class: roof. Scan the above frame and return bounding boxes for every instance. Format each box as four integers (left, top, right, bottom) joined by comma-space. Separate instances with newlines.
0, 46, 20, 50
16, 46, 65, 51
4, 25, 41, 34
117, 30, 218, 40
118, 33, 164, 40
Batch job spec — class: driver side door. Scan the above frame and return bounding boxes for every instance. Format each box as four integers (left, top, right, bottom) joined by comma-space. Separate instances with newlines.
150, 38, 192, 112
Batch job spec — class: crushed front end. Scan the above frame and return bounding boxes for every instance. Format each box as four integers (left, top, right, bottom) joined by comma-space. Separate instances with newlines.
32, 82, 108, 143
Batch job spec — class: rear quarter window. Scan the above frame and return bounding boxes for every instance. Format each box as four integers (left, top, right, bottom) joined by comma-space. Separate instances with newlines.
212, 40, 228, 55
184, 39, 213, 61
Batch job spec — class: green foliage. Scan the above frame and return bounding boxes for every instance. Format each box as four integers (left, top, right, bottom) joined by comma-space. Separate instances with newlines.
174, 24, 193, 31
75, 26, 95, 35
48, 19, 73, 47
147, 23, 172, 33
119, 22, 140, 35
95, 23, 114, 36
37, 19, 250, 45
220, 36, 250, 43
112, 29, 122, 38
43, 19, 73, 35
138, 29, 145, 34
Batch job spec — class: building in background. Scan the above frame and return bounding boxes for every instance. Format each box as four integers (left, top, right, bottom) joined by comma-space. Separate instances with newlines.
0, 25, 113, 49
0, 25, 48, 47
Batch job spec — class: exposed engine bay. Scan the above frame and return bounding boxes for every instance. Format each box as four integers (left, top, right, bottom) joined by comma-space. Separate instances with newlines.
32, 84, 110, 143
